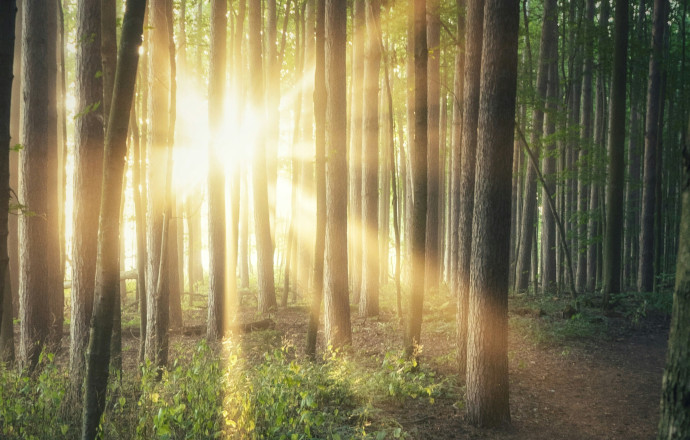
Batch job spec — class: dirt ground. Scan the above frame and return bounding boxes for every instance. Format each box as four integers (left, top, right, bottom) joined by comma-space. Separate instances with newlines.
266, 301, 668, 440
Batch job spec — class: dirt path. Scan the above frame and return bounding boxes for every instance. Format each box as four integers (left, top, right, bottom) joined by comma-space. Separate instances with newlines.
397, 328, 668, 439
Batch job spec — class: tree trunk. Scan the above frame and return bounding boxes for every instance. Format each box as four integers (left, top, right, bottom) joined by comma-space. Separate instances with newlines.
69, 0, 104, 395
19, 0, 61, 370
602, 0, 628, 304
207, 0, 227, 341
449, 0, 465, 305
145, 0, 171, 366
249, 0, 277, 313
360, 0, 381, 317
425, 0, 440, 295
349, 0, 364, 305
541, 51, 558, 294
587, 0, 609, 292
81, 1, 146, 437
638, 0, 667, 293
577, 0, 595, 293
657, 116, 690, 440
2, 0, 20, 364
0, 0, 16, 361
456, 0, 483, 374
324, 0, 352, 349
466, 0, 518, 426
515, 0, 557, 292
306, 0, 326, 358
405, 0, 427, 355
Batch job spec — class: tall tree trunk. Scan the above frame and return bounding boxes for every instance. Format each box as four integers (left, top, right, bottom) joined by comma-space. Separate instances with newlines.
239, 171, 250, 289
602, 0, 628, 304
19, 0, 60, 370
424, 0, 440, 294
165, 0, 182, 331
306, 0, 326, 358
405, 0, 427, 355
349, 0, 364, 305
515, 0, 557, 292
145, 0, 171, 367
456, 0, 483, 375
266, 0, 279, 243
207, 0, 227, 341
2, 0, 21, 363
657, 115, 690, 440
541, 49, 558, 294
587, 0, 609, 292
360, 0, 381, 317
638, 0, 667, 293
81, 1, 146, 437
577, 0, 595, 293
70, 0, 104, 395
466, 0, 518, 426
0, 0, 16, 360
449, 0, 465, 307
324, 0, 351, 349
250, 0, 277, 313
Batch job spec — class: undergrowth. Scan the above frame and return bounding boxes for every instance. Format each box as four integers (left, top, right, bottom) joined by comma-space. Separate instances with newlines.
0, 339, 448, 439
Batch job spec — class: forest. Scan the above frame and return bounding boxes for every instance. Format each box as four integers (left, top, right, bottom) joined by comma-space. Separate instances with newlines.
0, 0, 688, 438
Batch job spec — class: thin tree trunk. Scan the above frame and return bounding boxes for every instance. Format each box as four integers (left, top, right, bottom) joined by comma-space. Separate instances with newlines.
250, 0, 277, 313
425, 0, 440, 294
81, 1, 146, 436
602, 0, 629, 304
449, 0, 465, 302
360, 0, 381, 317
638, 0, 667, 293
405, 0, 428, 356
207, 0, 227, 341
515, 0, 557, 292
306, 0, 326, 358
349, 0, 364, 305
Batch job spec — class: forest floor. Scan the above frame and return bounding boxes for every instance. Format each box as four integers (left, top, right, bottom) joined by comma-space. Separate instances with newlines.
114, 284, 670, 440
250, 289, 668, 440
10, 284, 667, 439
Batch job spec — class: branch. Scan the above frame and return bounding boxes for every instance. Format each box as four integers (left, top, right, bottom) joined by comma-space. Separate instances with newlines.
516, 124, 578, 297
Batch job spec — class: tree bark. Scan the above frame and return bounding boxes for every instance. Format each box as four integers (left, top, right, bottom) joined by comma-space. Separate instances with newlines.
69, 0, 104, 395
466, 0, 518, 426
145, 0, 171, 367
0, 0, 16, 360
360, 0, 381, 317
602, 0, 629, 304
405, 0, 427, 356
324, 0, 352, 349
349, 0, 364, 305
207, 0, 227, 341
425, 0, 441, 295
515, 0, 557, 292
456, 0, 483, 374
657, 116, 690, 440
306, 0, 326, 358
249, 0, 277, 313
638, 0, 667, 293
19, 0, 61, 370
449, 0, 465, 307
81, 1, 146, 436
